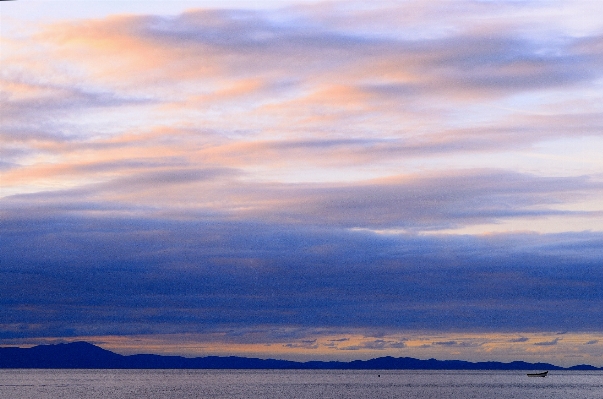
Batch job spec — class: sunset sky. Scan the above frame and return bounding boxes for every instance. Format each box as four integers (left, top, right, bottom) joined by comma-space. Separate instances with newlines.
2, 0, 603, 366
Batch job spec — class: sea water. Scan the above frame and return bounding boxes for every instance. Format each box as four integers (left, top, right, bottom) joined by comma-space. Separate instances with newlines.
1, 369, 602, 399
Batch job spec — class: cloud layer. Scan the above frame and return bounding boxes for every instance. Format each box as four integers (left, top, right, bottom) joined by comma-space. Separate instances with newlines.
2, 0, 603, 364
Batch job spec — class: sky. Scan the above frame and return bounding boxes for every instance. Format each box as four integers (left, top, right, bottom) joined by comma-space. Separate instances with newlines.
1, 0, 603, 366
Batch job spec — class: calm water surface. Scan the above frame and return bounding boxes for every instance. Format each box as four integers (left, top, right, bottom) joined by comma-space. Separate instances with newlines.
1, 370, 602, 399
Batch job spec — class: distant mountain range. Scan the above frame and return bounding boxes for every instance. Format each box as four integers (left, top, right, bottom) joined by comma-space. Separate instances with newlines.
0, 342, 601, 370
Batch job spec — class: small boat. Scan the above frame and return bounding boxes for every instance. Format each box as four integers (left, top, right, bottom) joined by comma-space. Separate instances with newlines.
527, 371, 548, 377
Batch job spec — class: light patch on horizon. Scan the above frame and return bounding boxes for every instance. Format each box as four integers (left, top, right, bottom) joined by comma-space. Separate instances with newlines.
3, 331, 602, 367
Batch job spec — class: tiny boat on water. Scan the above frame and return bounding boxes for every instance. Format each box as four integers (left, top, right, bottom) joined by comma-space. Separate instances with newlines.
527, 371, 548, 377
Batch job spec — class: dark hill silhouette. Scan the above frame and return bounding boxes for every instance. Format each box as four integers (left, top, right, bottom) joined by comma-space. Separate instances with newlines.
1, 342, 600, 370
0, 342, 122, 368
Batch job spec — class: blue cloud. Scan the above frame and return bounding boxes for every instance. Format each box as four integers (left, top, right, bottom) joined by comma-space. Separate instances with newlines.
2, 212, 602, 340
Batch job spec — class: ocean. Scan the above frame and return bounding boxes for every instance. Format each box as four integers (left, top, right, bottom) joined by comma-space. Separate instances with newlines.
1, 369, 602, 399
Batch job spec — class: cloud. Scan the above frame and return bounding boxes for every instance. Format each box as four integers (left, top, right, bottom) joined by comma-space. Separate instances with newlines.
1, 208, 603, 339
89, 7, 600, 95
4, 168, 601, 234
232, 170, 602, 230
4, 3, 603, 201
339, 339, 406, 351
3, 81, 152, 117
433, 341, 458, 346
283, 339, 319, 349
534, 338, 561, 346
9, 5, 601, 135
2, 0, 603, 362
